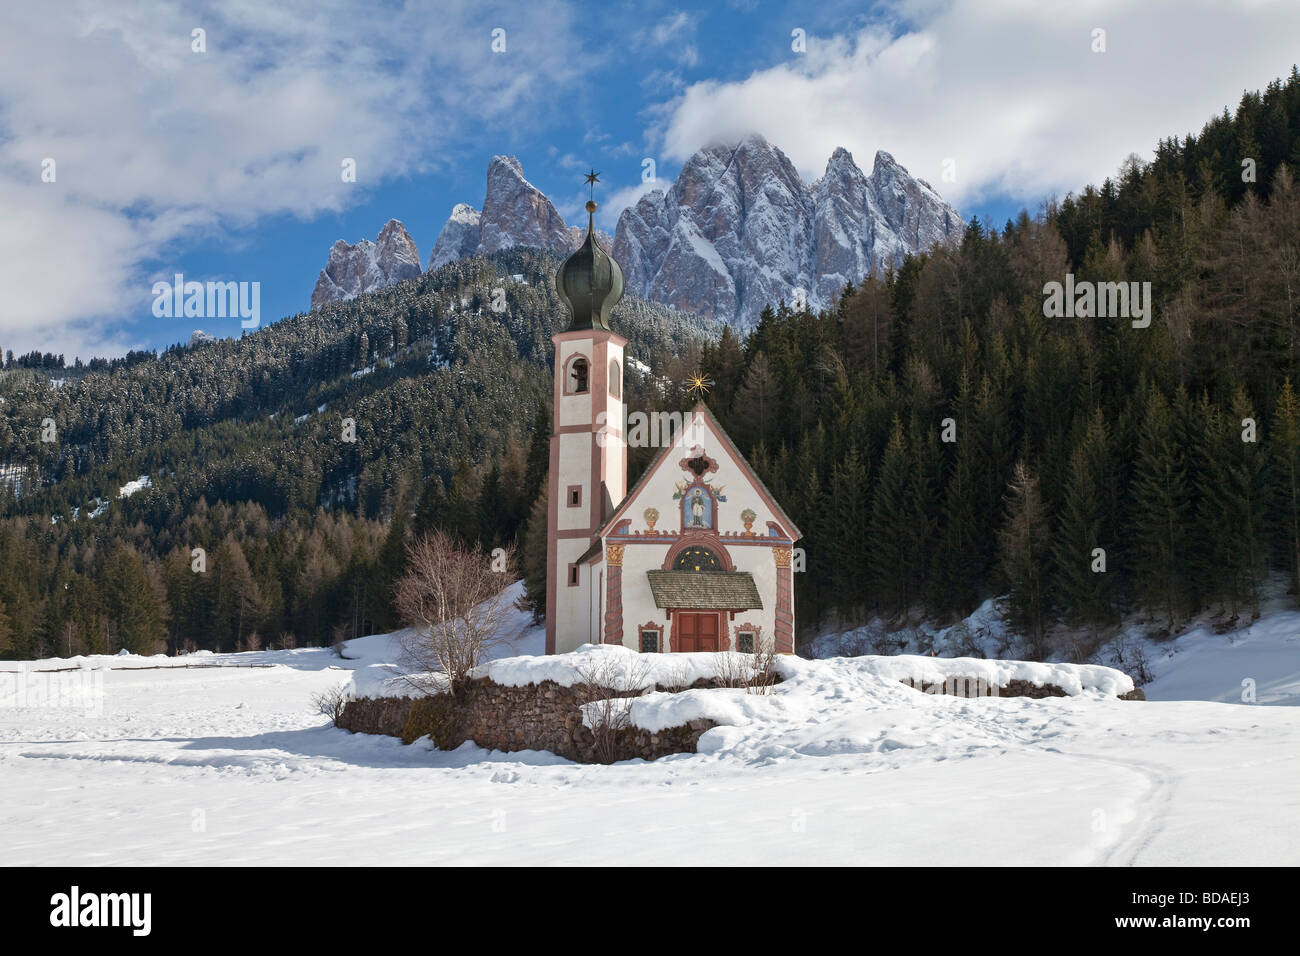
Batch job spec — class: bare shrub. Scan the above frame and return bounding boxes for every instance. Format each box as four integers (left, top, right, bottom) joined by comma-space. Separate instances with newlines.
711, 648, 778, 695
656, 660, 692, 693
329, 622, 351, 658
836, 626, 878, 657
395, 531, 516, 692
748, 645, 779, 695
312, 684, 350, 724
278, 631, 298, 651
574, 653, 653, 764
1110, 634, 1154, 686
870, 628, 909, 655
711, 651, 751, 688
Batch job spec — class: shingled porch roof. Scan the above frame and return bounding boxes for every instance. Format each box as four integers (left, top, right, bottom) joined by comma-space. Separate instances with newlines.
646, 570, 763, 610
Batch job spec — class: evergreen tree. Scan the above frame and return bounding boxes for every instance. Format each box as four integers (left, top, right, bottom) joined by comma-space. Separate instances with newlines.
0, 598, 11, 656
1272, 379, 1300, 601
412, 475, 449, 541
99, 545, 167, 654
519, 485, 549, 624
868, 417, 915, 618
1131, 389, 1193, 631
997, 463, 1050, 657
1051, 410, 1116, 640
935, 374, 982, 615
522, 404, 551, 509
823, 446, 871, 614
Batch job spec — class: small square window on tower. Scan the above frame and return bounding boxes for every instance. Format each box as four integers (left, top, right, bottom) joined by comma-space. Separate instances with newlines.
567, 484, 582, 507
568, 564, 580, 587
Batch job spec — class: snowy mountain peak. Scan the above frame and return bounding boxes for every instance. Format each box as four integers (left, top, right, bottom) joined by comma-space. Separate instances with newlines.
310, 219, 422, 310
426, 155, 580, 272
615, 138, 963, 325
317, 140, 962, 323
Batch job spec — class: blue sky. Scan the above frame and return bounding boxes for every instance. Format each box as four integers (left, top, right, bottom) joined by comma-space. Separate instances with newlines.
2, 0, 1299, 361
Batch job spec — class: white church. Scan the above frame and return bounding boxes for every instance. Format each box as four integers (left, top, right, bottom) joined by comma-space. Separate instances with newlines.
545, 192, 801, 656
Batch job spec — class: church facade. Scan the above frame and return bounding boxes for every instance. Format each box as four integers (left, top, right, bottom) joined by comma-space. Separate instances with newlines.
545, 193, 800, 655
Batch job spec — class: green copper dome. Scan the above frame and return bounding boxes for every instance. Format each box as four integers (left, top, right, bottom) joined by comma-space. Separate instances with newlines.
556, 200, 623, 331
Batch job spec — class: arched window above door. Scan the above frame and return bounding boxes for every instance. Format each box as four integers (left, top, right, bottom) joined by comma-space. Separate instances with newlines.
673, 546, 721, 572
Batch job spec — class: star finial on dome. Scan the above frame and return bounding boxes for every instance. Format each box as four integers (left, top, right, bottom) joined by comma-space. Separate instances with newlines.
555, 166, 623, 332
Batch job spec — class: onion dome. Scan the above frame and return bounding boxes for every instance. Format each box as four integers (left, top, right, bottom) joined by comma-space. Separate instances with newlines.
556, 195, 623, 332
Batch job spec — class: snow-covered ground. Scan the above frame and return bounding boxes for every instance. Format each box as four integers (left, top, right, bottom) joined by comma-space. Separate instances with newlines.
2, 586, 1298, 865
1137, 610, 1300, 707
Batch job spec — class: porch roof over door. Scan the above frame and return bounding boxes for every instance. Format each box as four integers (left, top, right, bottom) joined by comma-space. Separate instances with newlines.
646, 570, 763, 610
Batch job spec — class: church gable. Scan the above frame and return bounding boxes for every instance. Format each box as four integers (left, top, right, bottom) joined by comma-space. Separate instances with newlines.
602, 404, 800, 543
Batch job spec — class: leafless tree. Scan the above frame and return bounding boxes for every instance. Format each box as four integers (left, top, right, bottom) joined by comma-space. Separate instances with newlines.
394, 531, 516, 692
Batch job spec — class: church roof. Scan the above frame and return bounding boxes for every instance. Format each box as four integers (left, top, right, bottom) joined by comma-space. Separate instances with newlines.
596, 402, 803, 542
647, 570, 763, 610
574, 537, 603, 566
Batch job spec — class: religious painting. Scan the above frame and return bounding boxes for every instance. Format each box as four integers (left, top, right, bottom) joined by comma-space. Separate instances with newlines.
673, 477, 725, 531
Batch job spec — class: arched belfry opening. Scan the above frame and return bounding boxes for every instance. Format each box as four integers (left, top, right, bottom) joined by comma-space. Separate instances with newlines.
568, 356, 589, 393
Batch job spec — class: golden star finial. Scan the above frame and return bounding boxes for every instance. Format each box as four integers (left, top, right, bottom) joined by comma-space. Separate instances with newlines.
684, 370, 714, 398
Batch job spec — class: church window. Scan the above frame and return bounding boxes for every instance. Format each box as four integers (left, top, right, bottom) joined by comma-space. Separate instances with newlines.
567, 485, 582, 507
640, 629, 660, 653
609, 360, 621, 398
674, 546, 720, 572
737, 631, 755, 654
568, 564, 580, 586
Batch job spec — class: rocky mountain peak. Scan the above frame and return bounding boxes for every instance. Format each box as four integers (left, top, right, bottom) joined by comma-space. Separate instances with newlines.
310, 219, 422, 310
614, 138, 963, 325
311, 141, 963, 323
425, 155, 583, 273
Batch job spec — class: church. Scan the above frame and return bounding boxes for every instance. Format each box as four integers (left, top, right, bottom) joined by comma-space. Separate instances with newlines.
545, 188, 801, 656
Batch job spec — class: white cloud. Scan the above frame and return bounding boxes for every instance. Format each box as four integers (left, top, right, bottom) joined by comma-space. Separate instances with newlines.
651, 12, 694, 47
0, 0, 581, 359
655, 0, 1300, 212
637, 10, 699, 67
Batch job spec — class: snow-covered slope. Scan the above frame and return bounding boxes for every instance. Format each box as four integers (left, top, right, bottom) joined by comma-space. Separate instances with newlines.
3, 596, 1298, 864
1140, 610, 1300, 706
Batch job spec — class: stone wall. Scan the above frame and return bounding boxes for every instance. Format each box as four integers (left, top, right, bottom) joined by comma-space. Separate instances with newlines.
336, 676, 721, 763
899, 676, 1146, 701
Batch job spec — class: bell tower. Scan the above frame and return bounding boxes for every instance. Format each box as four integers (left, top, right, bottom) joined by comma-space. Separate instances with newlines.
546, 172, 627, 654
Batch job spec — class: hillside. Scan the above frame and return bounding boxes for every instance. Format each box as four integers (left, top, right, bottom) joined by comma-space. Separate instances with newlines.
0, 249, 721, 657
5, 70, 1300, 667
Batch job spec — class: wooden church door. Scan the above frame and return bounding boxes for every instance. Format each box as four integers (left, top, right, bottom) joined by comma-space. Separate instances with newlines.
677, 612, 719, 652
